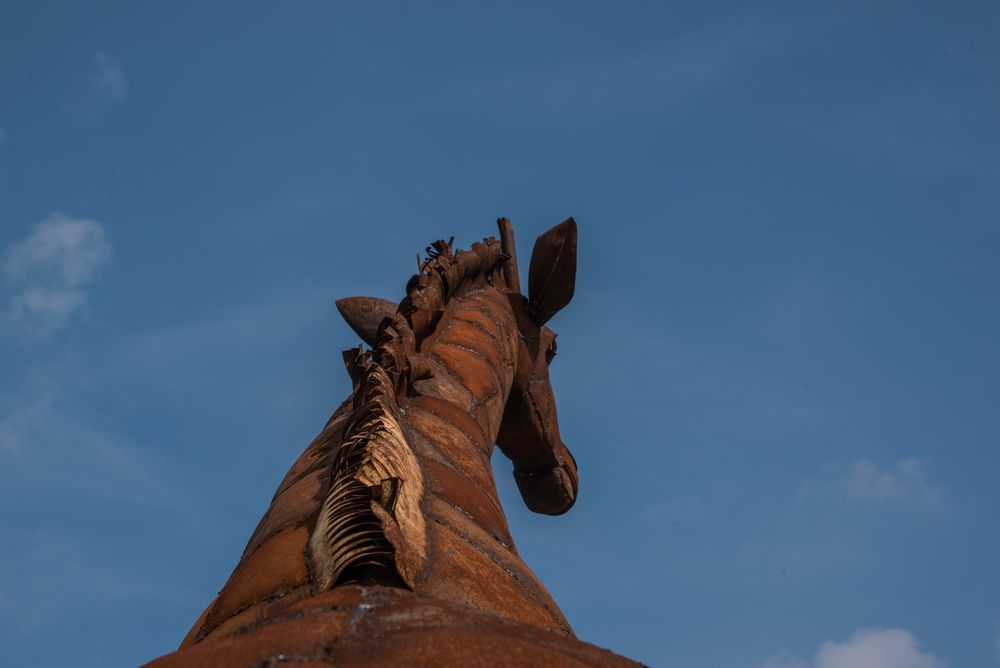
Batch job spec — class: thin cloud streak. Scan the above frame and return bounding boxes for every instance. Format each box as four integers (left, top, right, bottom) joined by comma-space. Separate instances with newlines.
0, 528, 192, 635
94, 52, 127, 101
994, 622, 1000, 664
464, 3, 856, 115
115, 287, 335, 389
0, 383, 181, 509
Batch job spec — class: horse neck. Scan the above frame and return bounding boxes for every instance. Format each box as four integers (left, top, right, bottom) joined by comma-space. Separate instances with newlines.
402, 285, 520, 541
417, 285, 518, 448
399, 287, 575, 633
183, 283, 575, 645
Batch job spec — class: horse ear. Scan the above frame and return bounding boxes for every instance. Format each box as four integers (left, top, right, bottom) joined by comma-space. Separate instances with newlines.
528, 218, 577, 324
336, 296, 398, 346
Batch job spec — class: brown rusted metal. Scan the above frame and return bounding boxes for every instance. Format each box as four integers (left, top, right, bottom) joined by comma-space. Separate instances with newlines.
335, 296, 398, 347
157, 586, 636, 667
146, 218, 637, 667
497, 216, 521, 293
528, 217, 577, 325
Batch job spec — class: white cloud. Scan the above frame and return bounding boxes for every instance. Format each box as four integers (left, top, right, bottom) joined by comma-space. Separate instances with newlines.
814, 628, 947, 668
761, 628, 947, 668
845, 459, 944, 506
1, 212, 112, 337
94, 52, 127, 101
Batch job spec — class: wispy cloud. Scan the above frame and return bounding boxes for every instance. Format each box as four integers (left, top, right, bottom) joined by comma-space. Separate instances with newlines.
0, 528, 189, 634
465, 4, 856, 116
827, 57, 1000, 183
759, 651, 807, 668
795, 458, 945, 510
760, 628, 947, 668
116, 288, 333, 388
0, 381, 180, 508
844, 458, 944, 507
469, 15, 780, 114
994, 622, 1000, 664
93, 52, 127, 101
1, 213, 112, 337
0, 392, 54, 454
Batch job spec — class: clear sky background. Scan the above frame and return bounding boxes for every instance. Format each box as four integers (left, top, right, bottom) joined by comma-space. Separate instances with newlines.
1, 2, 998, 666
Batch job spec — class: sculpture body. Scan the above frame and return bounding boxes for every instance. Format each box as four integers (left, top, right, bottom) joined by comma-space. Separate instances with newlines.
147, 219, 637, 666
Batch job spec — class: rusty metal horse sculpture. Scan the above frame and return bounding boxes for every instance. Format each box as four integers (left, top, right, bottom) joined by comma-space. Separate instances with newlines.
147, 218, 636, 666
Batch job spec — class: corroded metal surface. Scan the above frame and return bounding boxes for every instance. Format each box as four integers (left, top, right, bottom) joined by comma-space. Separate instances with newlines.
154, 586, 637, 667
147, 218, 637, 666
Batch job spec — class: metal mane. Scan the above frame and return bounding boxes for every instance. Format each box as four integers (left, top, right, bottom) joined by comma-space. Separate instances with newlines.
308, 236, 506, 589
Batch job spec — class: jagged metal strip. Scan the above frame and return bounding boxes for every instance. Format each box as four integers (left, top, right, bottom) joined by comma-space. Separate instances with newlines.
309, 360, 428, 589
310, 393, 397, 587
402, 238, 505, 342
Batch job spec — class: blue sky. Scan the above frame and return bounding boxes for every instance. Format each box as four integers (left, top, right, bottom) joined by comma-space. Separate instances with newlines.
1, 1, 998, 666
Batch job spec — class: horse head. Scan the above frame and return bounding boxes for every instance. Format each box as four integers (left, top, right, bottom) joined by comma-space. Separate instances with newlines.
496, 218, 579, 516
336, 217, 579, 518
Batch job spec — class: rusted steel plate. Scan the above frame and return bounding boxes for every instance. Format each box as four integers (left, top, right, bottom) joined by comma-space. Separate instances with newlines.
202, 526, 312, 637
146, 586, 639, 668
242, 468, 326, 558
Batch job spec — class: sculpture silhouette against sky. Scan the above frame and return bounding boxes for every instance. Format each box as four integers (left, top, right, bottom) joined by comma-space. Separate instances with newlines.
147, 218, 637, 666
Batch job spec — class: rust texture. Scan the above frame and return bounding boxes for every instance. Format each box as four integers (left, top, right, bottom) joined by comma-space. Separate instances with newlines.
147, 218, 638, 667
